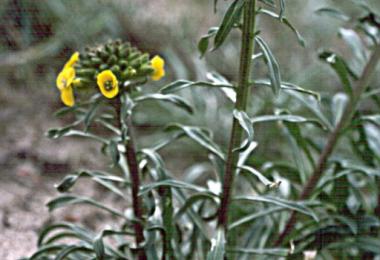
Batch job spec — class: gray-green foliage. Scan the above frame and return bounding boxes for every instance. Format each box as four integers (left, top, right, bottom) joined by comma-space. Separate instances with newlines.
27, 0, 380, 259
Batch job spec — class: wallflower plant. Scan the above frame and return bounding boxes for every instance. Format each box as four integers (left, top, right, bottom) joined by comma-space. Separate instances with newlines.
28, 1, 380, 259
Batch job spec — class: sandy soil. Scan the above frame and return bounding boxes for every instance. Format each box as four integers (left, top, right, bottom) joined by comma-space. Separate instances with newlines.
0, 85, 117, 259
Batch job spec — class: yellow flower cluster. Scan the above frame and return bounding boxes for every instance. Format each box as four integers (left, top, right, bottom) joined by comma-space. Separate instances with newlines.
56, 52, 165, 107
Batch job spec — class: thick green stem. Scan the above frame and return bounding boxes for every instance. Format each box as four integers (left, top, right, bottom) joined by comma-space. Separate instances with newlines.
114, 97, 147, 260
275, 44, 380, 246
217, 0, 257, 232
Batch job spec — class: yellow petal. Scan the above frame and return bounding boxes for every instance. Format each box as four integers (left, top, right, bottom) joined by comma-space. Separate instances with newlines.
150, 55, 165, 81
97, 70, 119, 98
151, 68, 165, 81
60, 86, 75, 107
56, 67, 75, 90
64, 52, 80, 69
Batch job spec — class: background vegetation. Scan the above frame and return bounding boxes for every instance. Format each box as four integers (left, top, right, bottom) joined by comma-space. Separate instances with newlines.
1, 0, 380, 259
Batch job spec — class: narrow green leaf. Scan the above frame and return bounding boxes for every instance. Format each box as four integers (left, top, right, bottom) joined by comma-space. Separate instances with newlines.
319, 51, 353, 96
258, 0, 275, 7
55, 245, 93, 260
229, 207, 283, 230
234, 195, 318, 221
46, 128, 108, 143
55, 170, 127, 197
108, 140, 120, 167
255, 36, 282, 95
139, 179, 210, 196
354, 237, 380, 254
257, 9, 305, 47
29, 244, 65, 260
360, 114, 380, 126
233, 110, 254, 150
198, 27, 218, 57
315, 7, 350, 21
165, 124, 225, 160
227, 247, 289, 257
285, 91, 334, 131
84, 99, 101, 131
207, 72, 236, 102
159, 79, 233, 94
239, 165, 273, 186
174, 193, 218, 221
338, 28, 366, 64
213, 0, 246, 50
38, 222, 93, 246
331, 93, 349, 126
93, 233, 105, 260
207, 228, 225, 260
281, 111, 316, 169
47, 195, 125, 218
254, 79, 319, 99
135, 93, 193, 114
251, 114, 321, 127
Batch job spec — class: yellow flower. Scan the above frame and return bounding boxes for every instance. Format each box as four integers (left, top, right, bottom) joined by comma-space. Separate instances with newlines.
56, 67, 75, 90
97, 70, 119, 98
60, 86, 75, 107
150, 55, 165, 81
56, 67, 76, 106
64, 52, 80, 69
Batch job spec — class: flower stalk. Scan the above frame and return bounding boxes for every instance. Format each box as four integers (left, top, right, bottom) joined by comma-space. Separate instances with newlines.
217, 0, 257, 232
275, 44, 380, 246
114, 97, 147, 260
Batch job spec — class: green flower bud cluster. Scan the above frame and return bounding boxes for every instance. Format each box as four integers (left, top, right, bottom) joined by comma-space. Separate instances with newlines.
74, 40, 154, 87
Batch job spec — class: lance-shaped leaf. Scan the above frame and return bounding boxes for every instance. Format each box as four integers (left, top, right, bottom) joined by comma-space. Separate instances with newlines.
139, 179, 210, 196
46, 128, 108, 143
319, 51, 355, 96
254, 79, 320, 99
233, 109, 254, 151
165, 124, 225, 160
255, 36, 282, 95
233, 195, 318, 221
134, 93, 193, 114
338, 28, 367, 64
251, 114, 322, 127
207, 72, 236, 102
285, 91, 333, 131
315, 7, 350, 21
258, 0, 275, 7
331, 93, 349, 127
360, 114, 380, 127
229, 207, 283, 230
213, 0, 246, 50
55, 170, 127, 198
227, 247, 289, 257
198, 27, 218, 57
207, 228, 225, 260
38, 222, 93, 246
257, 9, 305, 47
47, 195, 125, 218
239, 165, 273, 186
159, 79, 233, 94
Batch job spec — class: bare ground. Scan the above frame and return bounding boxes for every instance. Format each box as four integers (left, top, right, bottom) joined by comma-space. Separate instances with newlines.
0, 85, 119, 259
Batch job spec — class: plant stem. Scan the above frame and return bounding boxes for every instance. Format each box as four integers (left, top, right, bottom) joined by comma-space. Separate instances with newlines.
275, 44, 380, 246
160, 187, 175, 260
114, 97, 147, 260
217, 0, 257, 232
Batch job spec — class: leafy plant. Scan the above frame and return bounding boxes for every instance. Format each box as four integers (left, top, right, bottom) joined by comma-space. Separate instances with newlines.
26, 0, 380, 259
